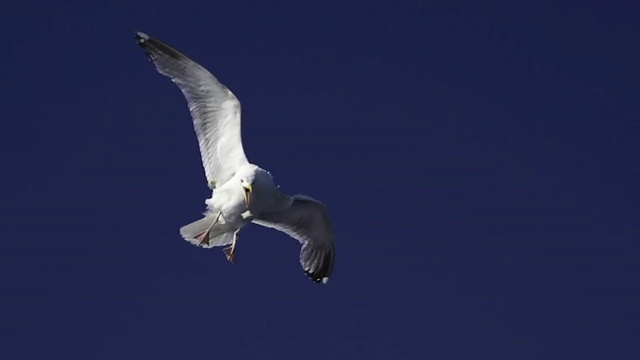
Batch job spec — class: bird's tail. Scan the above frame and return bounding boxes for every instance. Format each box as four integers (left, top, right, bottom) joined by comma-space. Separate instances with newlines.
180, 214, 235, 249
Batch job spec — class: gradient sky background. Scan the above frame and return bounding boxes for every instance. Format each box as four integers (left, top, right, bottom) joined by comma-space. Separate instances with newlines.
1, 1, 638, 359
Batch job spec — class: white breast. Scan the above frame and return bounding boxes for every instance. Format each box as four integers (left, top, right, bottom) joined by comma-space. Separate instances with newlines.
206, 181, 247, 224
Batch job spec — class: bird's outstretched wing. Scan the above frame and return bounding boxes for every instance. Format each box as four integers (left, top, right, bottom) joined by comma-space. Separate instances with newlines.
253, 195, 335, 283
135, 32, 248, 186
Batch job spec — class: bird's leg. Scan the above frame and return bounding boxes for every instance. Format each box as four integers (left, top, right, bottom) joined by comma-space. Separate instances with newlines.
223, 229, 240, 264
196, 211, 221, 247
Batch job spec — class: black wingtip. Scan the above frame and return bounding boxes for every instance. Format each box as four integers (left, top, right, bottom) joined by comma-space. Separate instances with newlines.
132, 32, 187, 62
304, 247, 335, 284
135, 32, 148, 43
305, 272, 330, 284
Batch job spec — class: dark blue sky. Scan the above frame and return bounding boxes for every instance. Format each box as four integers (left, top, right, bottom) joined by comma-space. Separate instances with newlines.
1, 1, 638, 358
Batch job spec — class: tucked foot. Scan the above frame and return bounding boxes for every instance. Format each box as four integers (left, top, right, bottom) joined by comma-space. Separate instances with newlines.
223, 245, 236, 263
223, 229, 240, 263
196, 211, 222, 247
196, 231, 210, 247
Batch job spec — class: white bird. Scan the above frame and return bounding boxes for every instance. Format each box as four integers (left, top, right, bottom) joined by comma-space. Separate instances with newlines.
135, 32, 335, 283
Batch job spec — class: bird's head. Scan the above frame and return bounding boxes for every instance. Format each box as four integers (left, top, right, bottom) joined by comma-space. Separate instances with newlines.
237, 165, 276, 209
239, 176, 253, 208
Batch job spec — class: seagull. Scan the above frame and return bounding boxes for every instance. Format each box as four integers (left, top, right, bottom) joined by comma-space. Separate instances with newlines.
134, 32, 335, 283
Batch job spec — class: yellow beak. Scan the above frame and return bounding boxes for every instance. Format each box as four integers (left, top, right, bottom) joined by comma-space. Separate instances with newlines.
242, 184, 252, 208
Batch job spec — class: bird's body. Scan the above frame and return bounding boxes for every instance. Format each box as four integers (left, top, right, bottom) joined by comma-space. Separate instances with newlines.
184, 164, 287, 262
207, 165, 282, 221
135, 32, 335, 283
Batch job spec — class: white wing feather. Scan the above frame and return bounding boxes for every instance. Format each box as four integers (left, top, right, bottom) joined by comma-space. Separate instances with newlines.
253, 195, 336, 283
135, 32, 248, 186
